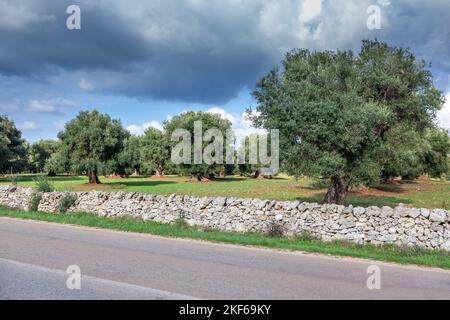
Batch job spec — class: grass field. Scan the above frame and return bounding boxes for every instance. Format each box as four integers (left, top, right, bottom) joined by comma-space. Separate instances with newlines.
1, 205, 449, 269
1, 174, 450, 209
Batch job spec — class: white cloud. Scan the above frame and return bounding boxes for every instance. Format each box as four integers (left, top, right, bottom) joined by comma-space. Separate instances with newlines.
208, 107, 265, 146
207, 107, 235, 123
437, 92, 450, 130
377, 0, 391, 7
126, 121, 163, 135
126, 124, 144, 135
79, 79, 95, 91
234, 111, 266, 147
0, 1, 54, 29
299, 0, 323, 22
28, 98, 77, 114
17, 121, 38, 131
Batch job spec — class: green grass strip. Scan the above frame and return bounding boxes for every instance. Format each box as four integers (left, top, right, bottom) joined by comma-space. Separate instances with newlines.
1, 205, 449, 270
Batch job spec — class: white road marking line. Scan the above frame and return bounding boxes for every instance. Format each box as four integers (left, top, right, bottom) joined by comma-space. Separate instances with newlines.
0, 257, 200, 300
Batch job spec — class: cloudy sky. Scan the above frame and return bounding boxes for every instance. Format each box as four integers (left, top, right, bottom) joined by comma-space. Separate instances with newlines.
1, 0, 450, 143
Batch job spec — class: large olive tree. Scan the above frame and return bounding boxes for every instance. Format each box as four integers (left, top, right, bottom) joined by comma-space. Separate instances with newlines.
141, 127, 171, 176
251, 40, 444, 204
164, 111, 232, 181
57, 110, 129, 184
28, 140, 60, 174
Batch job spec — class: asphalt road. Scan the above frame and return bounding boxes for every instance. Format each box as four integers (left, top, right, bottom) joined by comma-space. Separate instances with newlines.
1, 217, 449, 300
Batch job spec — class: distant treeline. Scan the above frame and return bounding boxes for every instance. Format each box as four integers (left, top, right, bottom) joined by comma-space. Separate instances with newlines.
0, 111, 265, 183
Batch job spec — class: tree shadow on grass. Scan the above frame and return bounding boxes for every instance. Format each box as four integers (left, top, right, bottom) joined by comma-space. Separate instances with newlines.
0, 174, 86, 183
369, 184, 410, 194
49, 175, 86, 182
212, 176, 290, 183
108, 180, 177, 188
294, 193, 413, 208
301, 185, 328, 191
210, 177, 247, 182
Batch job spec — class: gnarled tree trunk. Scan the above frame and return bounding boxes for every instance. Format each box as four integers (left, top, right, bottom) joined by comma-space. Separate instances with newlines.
323, 176, 347, 205
190, 173, 211, 182
154, 165, 164, 177
88, 170, 101, 184
191, 173, 203, 181
381, 174, 395, 184
254, 170, 272, 179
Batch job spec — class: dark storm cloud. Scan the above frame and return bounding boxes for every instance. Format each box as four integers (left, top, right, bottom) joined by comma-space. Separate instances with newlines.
1, 0, 450, 104
0, 0, 149, 77
0, 0, 276, 103
364, 0, 450, 87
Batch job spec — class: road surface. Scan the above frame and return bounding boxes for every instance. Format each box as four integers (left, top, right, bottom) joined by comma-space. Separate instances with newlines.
1, 217, 449, 300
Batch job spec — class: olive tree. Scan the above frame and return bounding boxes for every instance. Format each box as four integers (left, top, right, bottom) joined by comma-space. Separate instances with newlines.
251, 40, 443, 204
57, 110, 129, 184
164, 111, 232, 181
141, 127, 171, 176
0, 116, 27, 174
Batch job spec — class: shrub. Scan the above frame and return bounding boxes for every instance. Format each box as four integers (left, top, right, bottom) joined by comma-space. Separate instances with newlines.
28, 193, 42, 212
395, 244, 438, 257
33, 174, 54, 193
58, 194, 77, 213
267, 221, 285, 237
173, 218, 190, 230
296, 231, 320, 241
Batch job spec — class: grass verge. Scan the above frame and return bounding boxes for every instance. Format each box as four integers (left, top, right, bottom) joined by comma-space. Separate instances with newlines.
1, 205, 450, 270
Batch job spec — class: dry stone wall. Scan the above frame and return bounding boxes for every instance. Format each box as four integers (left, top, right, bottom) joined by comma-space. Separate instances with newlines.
1, 185, 450, 251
